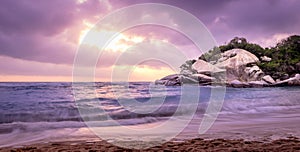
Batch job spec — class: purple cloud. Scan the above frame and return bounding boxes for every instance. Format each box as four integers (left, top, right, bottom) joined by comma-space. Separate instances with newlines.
1, 0, 300, 79
0, 0, 109, 64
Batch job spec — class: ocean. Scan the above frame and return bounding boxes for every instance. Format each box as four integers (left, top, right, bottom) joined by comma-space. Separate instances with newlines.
0, 82, 299, 148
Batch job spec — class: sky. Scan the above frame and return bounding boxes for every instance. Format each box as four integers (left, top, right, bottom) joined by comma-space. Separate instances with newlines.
0, 0, 299, 82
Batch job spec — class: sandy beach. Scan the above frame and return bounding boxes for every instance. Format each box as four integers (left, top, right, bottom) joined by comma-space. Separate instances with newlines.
0, 137, 299, 152
1, 111, 300, 152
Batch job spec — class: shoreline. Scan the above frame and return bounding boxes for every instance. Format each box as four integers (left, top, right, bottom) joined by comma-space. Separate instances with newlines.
1, 111, 300, 151
1, 83, 299, 151
0, 137, 299, 152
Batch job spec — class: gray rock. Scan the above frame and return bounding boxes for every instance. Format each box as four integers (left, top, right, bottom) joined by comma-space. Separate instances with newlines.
274, 74, 300, 86
191, 59, 224, 74
215, 49, 260, 69
243, 65, 264, 81
281, 74, 290, 80
288, 74, 300, 86
180, 69, 195, 75
262, 75, 275, 84
214, 49, 261, 82
155, 48, 298, 87
260, 56, 272, 62
179, 75, 199, 84
230, 80, 249, 88
154, 79, 167, 85
191, 74, 216, 82
249, 81, 268, 87
165, 80, 181, 86
160, 74, 180, 80
155, 74, 181, 85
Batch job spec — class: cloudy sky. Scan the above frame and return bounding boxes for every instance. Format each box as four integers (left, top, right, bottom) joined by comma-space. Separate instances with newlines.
0, 0, 299, 82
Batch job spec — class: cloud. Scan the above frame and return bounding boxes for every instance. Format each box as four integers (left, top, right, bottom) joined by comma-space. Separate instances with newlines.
79, 38, 190, 70
227, 0, 299, 33
206, 0, 300, 44
0, 56, 72, 76
112, 39, 188, 71
0, 33, 76, 64
252, 33, 294, 48
0, 0, 110, 64
0, 0, 75, 36
1, 0, 300, 81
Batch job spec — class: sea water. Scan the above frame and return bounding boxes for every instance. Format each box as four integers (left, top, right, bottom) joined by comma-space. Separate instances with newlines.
0, 82, 299, 147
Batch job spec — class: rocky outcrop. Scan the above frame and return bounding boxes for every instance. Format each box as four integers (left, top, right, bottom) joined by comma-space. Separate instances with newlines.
191, 60, 224, 75
228, 80, 270, 88
214, 49, 262, 82
154, 73, 216, 86
262, 75, 275, 84
248, 80, 268, 87
154, 74, 181, 86
215, 49, 259, 69
230, 80, 249, 88
191, 74, 216, 82
155, 48, 300, 87
273, 74, 300, 86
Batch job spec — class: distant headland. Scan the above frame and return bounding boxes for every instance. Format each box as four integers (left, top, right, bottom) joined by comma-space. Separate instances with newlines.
155, 35, 300, 87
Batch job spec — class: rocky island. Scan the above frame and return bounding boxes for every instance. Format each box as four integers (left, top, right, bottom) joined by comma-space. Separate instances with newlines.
155, 35, 300, 87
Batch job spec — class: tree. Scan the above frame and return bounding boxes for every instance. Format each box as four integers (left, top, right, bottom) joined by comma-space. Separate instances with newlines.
259, 35, 300, 78
199, 37, 265, 60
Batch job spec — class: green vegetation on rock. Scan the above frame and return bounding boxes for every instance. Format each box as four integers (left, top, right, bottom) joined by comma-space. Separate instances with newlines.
198, 35, 300, 80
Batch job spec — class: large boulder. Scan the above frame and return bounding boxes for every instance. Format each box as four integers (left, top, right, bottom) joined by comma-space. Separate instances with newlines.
179, 75, 199, 84
154, 74, 181, 86
230, 80, 249, 88
215, 49, 260, 69
262, 75, 276, 84
288, 74, 300, 86
191, 59, 224, 75
179, 60, 197, 75
248, 80, 268, 87
154, 73, 216, 86
243, 65, 264, 81
160, 74, 179, 80
164, 80, 181, 86
213, 49, 262, 82
191, 74, 216, 83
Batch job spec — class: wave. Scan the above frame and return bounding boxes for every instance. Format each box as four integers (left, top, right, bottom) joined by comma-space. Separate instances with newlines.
0, 116, 165, 135
221, 87, 300, 114
0, 102, 200, 124
0, 83, 299, 126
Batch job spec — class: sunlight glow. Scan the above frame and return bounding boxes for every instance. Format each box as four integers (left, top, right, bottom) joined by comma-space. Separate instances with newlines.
78, 21, 173, 82
129, 65, 175, 81
106, 34, 145, 52
76, 0, 87, 4
79, 20, 145, 52
0, 75, 72, 82
79, 20, 94, 43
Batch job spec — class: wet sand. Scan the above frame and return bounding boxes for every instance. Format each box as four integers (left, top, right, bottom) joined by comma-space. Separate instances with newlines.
1, 107, 299, 151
